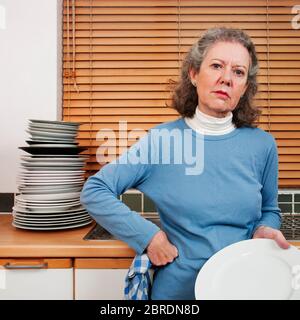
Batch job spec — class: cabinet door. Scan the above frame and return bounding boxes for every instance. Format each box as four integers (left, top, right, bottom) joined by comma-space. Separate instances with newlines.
0, 259, 73, 300
74, 258, 132, 300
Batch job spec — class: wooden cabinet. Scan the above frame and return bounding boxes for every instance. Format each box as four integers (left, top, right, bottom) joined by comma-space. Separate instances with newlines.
0, 215, 135, 300
74, 258, 132, 300
0, 258, 73, 300
0, 258, 132, 300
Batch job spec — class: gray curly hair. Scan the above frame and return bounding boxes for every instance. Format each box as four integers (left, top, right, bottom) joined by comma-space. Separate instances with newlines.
170, 27, 260, 127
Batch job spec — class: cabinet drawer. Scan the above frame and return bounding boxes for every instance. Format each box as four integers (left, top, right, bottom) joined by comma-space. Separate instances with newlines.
0, 258, 73, 300
74, 258, 132, 300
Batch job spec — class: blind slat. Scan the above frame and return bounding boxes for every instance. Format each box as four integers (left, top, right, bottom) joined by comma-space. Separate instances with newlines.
65, 0, 297, 7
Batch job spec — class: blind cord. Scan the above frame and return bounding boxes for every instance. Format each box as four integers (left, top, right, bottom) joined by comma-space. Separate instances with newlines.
72, 0, 79, 93
266, 0, 271, 132
66, 0, 70, 120
88, 0, 93, 175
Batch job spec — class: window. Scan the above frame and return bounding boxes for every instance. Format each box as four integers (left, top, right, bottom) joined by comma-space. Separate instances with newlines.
63, 0, 300, 187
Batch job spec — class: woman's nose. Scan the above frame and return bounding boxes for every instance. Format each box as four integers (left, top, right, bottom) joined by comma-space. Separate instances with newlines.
220, 69, 232, 86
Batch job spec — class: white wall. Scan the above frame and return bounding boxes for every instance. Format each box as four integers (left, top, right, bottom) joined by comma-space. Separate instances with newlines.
0, 0, 63, 192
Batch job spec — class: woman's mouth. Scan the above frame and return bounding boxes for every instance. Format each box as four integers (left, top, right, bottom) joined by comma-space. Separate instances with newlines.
213, 91, 230, 99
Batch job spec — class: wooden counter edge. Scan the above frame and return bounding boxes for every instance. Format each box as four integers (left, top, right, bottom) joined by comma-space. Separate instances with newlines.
74, 258, 132, 269
0, 243, 136, 258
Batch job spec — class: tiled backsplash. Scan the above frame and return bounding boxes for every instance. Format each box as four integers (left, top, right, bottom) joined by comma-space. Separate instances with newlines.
278, 192, 300, 214
0, 193, 14, 212
1, 190, 300, 215
0, 191, 158, 214
121, 190, 300, 215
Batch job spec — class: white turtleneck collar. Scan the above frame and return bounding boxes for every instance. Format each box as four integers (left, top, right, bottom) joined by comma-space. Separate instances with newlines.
184, 107, 236, 135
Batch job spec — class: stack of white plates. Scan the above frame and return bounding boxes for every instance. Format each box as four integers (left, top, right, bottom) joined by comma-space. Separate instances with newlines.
14, 120, 93, 230
20, 119, 87, 155
26, 119, 79, 146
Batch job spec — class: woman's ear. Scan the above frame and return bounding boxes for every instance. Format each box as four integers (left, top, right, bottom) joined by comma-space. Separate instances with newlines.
189, 68, 198, 86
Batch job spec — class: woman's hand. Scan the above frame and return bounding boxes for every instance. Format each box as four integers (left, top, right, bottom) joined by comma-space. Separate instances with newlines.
146, 230, 178, 266
252, 226, 290, 249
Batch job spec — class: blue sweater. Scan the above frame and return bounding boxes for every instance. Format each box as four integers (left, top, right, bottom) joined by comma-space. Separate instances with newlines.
80, 117, 281, 300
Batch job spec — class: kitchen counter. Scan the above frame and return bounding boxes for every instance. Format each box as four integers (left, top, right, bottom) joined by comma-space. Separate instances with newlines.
0, 214, 135, 258
1, 214, 299, 258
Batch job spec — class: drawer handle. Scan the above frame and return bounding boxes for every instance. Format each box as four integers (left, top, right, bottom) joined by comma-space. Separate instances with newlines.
4, 262, 48, 269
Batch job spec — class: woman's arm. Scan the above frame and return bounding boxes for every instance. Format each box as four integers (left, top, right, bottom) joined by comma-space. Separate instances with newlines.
252, 137, 289, 249
80, 132, 160, 254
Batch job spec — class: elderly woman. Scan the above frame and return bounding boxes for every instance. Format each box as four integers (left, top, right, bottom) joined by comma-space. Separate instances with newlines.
80, 27, 289, 300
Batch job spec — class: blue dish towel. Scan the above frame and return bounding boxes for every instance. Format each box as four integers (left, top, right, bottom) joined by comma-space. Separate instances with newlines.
124, 254, 153, 300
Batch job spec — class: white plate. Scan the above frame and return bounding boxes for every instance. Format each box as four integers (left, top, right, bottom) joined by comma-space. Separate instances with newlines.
22, 159, 85, 166
19, 192, 81, 201
18, 186, 82, 193
26, 135, 77, 142
16, 201, 81, 209
18, 171, 84, 177
27, 128, 77, 134
15, 196, 80, 202
18, 181, 84, 187
21, 162, 83, 166
18, 184, 83, 189
18, 181, 83, 186
19, 168, 84, 173
19, 175, 84, 179
17, 178, 83, 183
12, 219, 92, 231
19, 180, 84, 187
13, 211, 88, 218
20, 157, 86, 162
28, 125, 78, 133
18, 176, 84, 181
13, 215, 90, 224
29, 119, 80, 126
18, 177, 84, 183
29, 121, 79, 128
15, 198, 80, 205
13, 216, 91, 226
194, 239, 300, 300
27, 128, 76, 137
13, 206, 86, 215
27, 134, 76, 139
27, 138, 77, 143
27, 133, 75, 138
14, 204, 83, 213
26, 144, 79, 148
18, 173, 84, 177
23, 155, 88, 158
18, 178, 84, 183
27, 141, 78, 146
21, 159, 84, 163
14, 211, 89, 220
28, 130, 78, 136
20, 167, 82, 171
20, 169, 85, 173
18, 183, 83, 188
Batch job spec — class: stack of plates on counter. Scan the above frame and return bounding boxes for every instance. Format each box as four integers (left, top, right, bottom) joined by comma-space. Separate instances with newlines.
14, 119, 93, 230
20, 119, 86, 154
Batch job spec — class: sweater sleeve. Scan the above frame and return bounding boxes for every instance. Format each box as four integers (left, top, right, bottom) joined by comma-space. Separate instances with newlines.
253, 137, 281, 234
80, 132, 160, 254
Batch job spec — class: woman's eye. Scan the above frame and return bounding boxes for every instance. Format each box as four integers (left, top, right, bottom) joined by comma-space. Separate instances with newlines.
234, 69, 245, 76
212, 63, 222, 69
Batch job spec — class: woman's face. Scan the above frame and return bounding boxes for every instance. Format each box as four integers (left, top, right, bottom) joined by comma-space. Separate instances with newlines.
189, 41, 250, 118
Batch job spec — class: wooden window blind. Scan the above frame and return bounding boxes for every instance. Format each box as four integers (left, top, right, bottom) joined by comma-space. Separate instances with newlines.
63, 0, 300, 188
